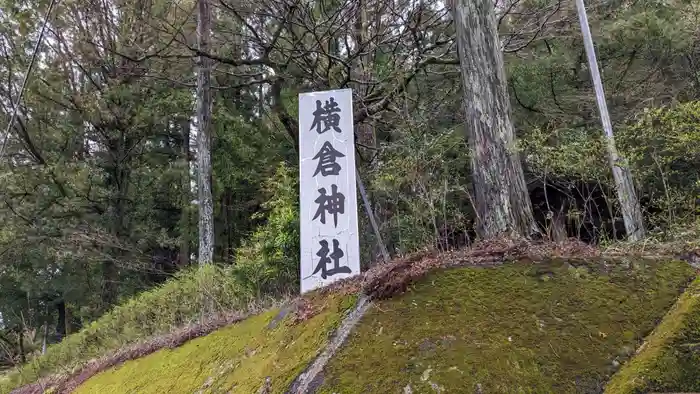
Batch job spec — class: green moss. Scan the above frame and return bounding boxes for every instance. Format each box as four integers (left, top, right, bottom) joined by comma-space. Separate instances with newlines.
605, 276, 700, 393
74, 293, 357, 394
0, 264, 252, 394
317, 259, 694, 393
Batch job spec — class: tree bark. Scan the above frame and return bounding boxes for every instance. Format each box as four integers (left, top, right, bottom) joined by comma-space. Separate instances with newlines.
41, 324, 47, 354
354, 0, 389, 264
41, 304, 49, 354
574, 0, 645, 241
102, 134, 128, 309
453, 0, 539, 239
196, 0, 214, 266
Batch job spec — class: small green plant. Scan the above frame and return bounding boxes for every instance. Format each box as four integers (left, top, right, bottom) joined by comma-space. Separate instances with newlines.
619, 101, 700, 228
233, 161, 300, 298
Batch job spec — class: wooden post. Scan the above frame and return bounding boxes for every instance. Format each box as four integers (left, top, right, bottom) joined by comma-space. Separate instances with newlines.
575, 0, 646, 241
356, 169, 390, 263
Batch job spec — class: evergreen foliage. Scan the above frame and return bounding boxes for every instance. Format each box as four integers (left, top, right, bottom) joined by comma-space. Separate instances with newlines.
0, 0, 699, 389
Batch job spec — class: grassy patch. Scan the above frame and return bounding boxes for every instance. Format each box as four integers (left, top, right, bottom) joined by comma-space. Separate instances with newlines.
317, 258, 695, 393
0, 264, 269, 394
72, 293, 357, 394
604, 276, 700, 393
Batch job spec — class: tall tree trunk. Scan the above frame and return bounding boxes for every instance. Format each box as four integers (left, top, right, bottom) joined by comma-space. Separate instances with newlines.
453, 0, 539, 239
17, 327, 25, 364
64, 302, 72, 336
354, 0, 389, 264
102, 150, 127, 308
179, 118, 191, 267
55, 300, 66, 342
220, 192, 227, 262
101, 174, 125, 308
41, 323, 48, 354
41, 304, 49, 354
575, 0, 645, 241
196, 0, 214, 266
221, 187, 234, 263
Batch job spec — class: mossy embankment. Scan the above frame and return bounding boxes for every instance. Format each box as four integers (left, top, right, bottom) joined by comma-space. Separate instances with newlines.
0, 264, 260, 394
605, 276, 700, 393
317, 259, 695, 393
69, 257, 695, 394
71, 292, 357, 394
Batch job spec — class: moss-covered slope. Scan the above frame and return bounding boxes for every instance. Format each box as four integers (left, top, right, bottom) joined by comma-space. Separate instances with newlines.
605, 276, 700, 393
73, 259, 694, 394
318, 259, 694, 393
73, 293, 357, 394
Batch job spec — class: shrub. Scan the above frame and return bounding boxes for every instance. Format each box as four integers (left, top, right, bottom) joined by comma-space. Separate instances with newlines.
619, 101, 700, 227
232, 161, 300, 298
371, 126, 472, 253
517, 101, 700, 238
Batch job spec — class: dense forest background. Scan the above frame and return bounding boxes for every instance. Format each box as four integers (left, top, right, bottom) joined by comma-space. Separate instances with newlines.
0, 0, 699, 369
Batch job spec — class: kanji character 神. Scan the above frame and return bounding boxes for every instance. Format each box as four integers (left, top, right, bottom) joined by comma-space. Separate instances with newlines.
312, 184, 345, 227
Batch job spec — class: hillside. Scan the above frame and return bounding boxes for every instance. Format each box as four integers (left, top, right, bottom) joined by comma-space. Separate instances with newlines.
2, 2, 700, 393
2, 0, 700, 393
13, 247, 699, 394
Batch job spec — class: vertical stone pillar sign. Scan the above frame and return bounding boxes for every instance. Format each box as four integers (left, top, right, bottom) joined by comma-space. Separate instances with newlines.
298, 89, 361, 294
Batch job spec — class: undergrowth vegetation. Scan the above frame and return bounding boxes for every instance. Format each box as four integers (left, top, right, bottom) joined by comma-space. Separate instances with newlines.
0, 164, 301, 394
514, 100, 700, 243
0, 265, 252, 393
373, 97, 700, 252
620, 102, 700, 229
232, 162, 300, 298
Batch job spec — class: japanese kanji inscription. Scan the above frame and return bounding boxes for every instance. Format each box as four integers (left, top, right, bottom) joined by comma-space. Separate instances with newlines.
298, 89, 360, 294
